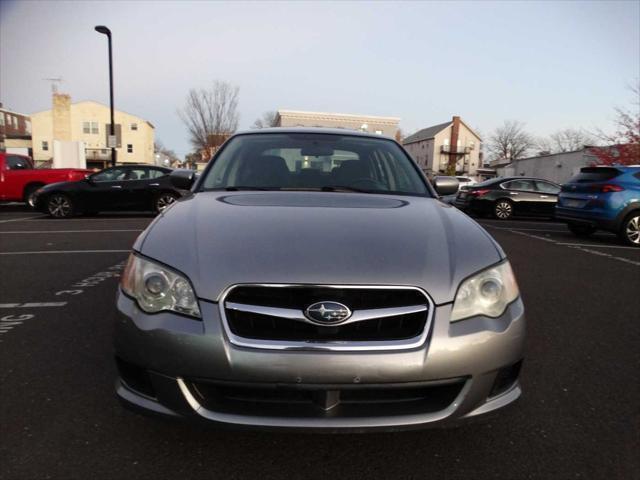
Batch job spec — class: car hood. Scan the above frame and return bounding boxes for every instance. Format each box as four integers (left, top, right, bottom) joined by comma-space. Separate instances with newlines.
39, 180, 84, 192
137, 192, 504, 305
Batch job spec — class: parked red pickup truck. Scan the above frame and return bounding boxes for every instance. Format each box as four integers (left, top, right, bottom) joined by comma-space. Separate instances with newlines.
0, 152, 91, 205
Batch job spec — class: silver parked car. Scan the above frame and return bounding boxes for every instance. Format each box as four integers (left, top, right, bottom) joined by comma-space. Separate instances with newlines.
115, 129, 525, 431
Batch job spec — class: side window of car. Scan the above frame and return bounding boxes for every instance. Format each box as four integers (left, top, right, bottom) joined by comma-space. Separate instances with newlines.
5, 156, 30, 170
126, 168, 148, 180
535, 181, 560, 194
503, 180, 534, 191
148, 169, 167, 179
92, 168, 128, 182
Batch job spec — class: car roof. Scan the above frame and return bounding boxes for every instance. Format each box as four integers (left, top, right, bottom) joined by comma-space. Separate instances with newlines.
113, 164, 171, 169
233, 127, 397, 140
497, 176, 557, 182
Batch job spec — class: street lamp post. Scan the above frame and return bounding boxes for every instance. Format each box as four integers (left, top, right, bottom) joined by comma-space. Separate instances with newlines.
94, 25, 116, 167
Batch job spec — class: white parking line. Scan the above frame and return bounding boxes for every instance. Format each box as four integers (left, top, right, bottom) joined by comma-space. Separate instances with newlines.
486, 225, 640, 266
478, 220, 561, 227
1, 229, 143, 234
485, 226, 617, 236
555, 242, 639, 250
0, 250, 130, 255
0, 215, 48, 223
0, 302, 67, 308
568, 246, 640, 266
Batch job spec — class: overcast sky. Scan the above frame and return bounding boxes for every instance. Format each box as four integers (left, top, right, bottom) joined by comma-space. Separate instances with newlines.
1, 0, 638, 156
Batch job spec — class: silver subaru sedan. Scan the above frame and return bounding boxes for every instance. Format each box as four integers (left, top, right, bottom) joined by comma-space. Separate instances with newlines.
114, 128, 525, 431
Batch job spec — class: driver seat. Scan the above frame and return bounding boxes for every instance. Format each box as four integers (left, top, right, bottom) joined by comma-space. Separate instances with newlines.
332, 161, 370, 185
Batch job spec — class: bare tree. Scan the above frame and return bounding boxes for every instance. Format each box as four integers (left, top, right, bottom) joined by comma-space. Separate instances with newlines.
591, 80, 640, 165
154, 140, 180, 166
488, 120, 535, 163
179, 80, 239, 161
536, 128, 596, 154
252, 111, 279, 129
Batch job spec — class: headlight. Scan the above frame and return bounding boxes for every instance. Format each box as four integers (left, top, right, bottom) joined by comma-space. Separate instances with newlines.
121, 253, 201, 318
450, 261, 519, 322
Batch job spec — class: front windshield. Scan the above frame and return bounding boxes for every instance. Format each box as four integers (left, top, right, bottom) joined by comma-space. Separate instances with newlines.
200, 133, 430, 196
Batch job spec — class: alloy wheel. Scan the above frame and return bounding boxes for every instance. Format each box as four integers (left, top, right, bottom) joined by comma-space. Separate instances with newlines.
495, 201, 512, 220
156, 194, 177, 212
625, 215, 640, 245
48, 195, 72, 218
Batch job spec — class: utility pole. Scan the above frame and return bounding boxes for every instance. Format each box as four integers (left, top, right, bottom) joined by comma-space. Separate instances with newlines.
94, 26, 116, 167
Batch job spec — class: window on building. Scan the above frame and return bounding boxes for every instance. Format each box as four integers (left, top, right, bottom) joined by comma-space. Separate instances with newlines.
12, 116, 18, 128
130, 123, 138, 131
127, 144, 133, 153
375, 130, 383, 135
42, 141, 49, 151
0, 114, 4, 126
83, 121, 99, 134
25, 120, 32, 134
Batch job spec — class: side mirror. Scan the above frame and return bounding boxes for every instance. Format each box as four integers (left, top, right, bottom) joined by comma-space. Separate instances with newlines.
170, 169, 196, 190
433, 176, 460, 196
85, 174, 93, 183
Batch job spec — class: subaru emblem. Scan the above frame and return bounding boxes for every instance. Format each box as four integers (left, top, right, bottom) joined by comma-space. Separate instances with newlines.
304, 301, 352, 325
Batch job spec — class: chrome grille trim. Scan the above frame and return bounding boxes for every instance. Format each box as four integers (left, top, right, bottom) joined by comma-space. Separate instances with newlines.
218, 284, 434, 352
226, 301, 428, 327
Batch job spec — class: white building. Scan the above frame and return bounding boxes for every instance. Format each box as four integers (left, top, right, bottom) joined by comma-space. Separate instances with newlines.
403, 116, 482, 178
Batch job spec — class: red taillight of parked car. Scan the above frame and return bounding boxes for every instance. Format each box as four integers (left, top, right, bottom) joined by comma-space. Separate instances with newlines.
469, 189, 490, 197
599, 184, 624, 193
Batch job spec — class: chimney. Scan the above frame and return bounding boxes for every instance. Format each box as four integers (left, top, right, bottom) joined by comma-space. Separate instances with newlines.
52, 93, 72, 142
448, 116, 461, 173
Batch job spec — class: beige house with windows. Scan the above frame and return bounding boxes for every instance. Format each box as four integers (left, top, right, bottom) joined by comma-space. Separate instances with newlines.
30, 94, 155, 168
276, 110, 401, 138
403, 116, 482, 178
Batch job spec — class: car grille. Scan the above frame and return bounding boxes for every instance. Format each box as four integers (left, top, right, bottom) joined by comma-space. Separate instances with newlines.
221, 285, 431, 348
186, 378, 465, 419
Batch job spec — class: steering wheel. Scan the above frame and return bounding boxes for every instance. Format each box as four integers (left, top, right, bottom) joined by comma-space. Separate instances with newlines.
349, 178, 386, 190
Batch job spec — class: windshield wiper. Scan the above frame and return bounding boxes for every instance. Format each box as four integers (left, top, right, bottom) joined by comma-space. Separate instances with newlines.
320, 186, 371, 193
218, 186, 277, 191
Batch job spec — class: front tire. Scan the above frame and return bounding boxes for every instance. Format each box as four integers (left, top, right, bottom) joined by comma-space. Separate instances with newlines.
155, 192, 178, 213
494, 200, 513, 220
618, 212, 640, 247
47, 194, 74, 218
567, 223, 596, 237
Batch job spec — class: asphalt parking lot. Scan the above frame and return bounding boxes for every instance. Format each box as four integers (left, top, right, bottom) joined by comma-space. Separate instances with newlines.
1, 204, 638, 480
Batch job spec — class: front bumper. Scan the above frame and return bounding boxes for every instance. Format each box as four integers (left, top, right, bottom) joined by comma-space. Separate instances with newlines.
113, 291, 526, 431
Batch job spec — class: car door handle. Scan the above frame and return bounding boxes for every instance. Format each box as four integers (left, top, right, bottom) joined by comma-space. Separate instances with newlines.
111, 185, 122, 189
510, 192, 518, 195
149, 183, 160, 186
540, 195, 549, 198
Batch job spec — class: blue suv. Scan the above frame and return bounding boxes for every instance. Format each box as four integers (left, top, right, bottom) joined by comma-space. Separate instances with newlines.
556, 166, 640, 247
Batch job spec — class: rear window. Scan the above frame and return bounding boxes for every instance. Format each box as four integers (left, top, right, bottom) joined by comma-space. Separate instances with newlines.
568, 167, 621, 183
